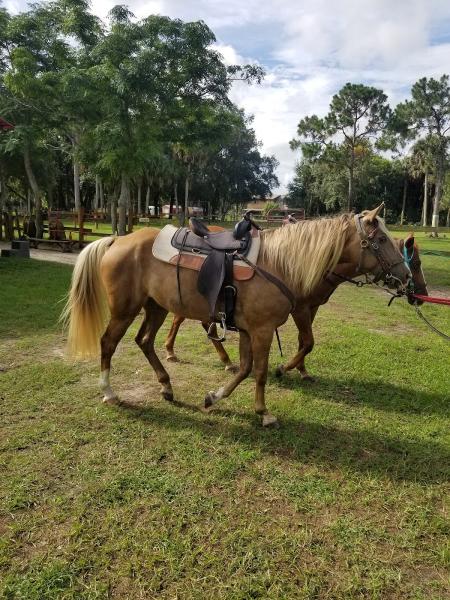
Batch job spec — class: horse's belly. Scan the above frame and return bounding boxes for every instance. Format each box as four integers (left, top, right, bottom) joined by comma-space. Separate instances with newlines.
145, 259, 211, 321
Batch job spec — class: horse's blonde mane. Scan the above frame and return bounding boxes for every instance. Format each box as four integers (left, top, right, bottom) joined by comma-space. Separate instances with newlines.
260, 214, 352, 295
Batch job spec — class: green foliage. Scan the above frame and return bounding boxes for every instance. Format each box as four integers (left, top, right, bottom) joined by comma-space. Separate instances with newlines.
0, 2, 273, 230
291, 83, 391, 211
391, 76, 450, 227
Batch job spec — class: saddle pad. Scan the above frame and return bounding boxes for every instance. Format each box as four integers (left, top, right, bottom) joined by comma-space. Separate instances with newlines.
152, 224, 260, 281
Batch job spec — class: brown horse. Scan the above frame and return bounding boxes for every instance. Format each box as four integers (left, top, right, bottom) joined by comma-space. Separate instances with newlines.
164, 235, 428, 379
62, 204, 411, 426
278, 234, 428, 380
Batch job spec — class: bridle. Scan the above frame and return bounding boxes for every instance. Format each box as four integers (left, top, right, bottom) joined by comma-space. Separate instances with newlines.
353, 213, 408, 288
325, 213, 409, 290
401, 240, 428, 293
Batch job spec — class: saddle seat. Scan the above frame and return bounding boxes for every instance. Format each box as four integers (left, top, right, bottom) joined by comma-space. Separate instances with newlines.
189, 216, 252, 251
171, 217, 251, 255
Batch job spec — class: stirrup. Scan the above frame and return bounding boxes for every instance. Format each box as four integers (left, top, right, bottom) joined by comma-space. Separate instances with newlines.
207, 313, 227, 342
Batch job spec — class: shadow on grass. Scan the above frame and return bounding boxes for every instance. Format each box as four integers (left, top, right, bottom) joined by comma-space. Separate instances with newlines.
118, 397, 449, 485
269, 373, 450, 418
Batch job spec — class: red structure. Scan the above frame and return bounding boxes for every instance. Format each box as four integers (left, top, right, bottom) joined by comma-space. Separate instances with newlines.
0, 117, 14, 131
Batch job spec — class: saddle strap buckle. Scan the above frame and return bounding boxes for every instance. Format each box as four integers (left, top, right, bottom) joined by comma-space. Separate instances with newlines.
207, 312, 227, 342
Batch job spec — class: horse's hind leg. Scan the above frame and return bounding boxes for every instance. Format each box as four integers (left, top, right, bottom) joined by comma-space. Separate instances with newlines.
100, 315, 136, 404
276, 308, 316, 381
200, 322, 235, 371
136, 298, 174, 402
165, 314, 185, 362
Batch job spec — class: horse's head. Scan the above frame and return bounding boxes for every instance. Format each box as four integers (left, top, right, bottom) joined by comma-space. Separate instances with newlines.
348, 203, 411, 291
398, 235, 428, 305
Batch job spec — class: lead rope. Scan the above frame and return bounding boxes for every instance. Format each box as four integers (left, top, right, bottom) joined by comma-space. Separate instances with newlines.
275, 328, 283, 357
369, 281, 450, 341
413, 305, 450, 342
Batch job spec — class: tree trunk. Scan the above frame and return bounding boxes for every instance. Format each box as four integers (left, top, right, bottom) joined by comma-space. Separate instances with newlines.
118, 173, 129, 236
145, 183, 151, 216
168, 185, 174, 220
73, 160, 81, 212
347, 148, 355, 212
446, 207, 450, 228
106, 185, 111, 220
94, 174, 100, 211
99, 179, 104, 212
0, 169, 6, 242
111, 193, 117, 234
137, 179, 142, 216
127, 200, 133, 233
48, 186, 54, 211
431, 154, 445, 235
174, 182, 179, 224
23, 144, 43, 238
182, 170, 190, 227
422, 172, 428, 227
400, 175, 408, 225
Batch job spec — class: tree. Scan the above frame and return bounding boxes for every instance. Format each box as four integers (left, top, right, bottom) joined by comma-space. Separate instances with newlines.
441, 174, 450, 227
408, 139, 435, 226
291, 83, 391, 210
0, 1, 269, 235
393, 75, 450, 233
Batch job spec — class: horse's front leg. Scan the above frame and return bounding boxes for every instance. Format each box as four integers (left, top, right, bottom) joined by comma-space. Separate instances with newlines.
251, 327, 278, 427
276, 307, 316, 381
204, 330, 252, 408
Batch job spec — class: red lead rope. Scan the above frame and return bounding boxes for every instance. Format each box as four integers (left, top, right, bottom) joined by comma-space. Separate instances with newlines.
410, 293, 450, 306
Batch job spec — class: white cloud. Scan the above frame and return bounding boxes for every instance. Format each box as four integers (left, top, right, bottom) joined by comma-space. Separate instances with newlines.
211, 43, 245, 67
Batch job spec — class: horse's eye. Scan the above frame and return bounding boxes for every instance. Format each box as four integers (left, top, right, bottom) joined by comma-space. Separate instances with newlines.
379, 235, 387, 243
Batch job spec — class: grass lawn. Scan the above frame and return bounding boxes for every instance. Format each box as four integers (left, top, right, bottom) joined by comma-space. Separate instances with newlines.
0, 251, 449, 599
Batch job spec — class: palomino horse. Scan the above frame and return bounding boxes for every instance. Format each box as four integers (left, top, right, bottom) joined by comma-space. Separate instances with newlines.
164, 235, 428, 379
62, 204, 411, 426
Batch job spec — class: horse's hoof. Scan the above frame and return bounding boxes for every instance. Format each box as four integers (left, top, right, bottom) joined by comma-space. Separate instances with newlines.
225, 364, 238, 374
204, 391, 215, 409
102, 395, 120, 406
166, 355, 178, 362
262, 413, 279, 428
275, 365, 285, 378
301, 374, 315, 382
162, 390, 174, 402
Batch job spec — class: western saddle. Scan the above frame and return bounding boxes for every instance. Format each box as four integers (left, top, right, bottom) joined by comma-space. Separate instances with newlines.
171, 211, 262, 340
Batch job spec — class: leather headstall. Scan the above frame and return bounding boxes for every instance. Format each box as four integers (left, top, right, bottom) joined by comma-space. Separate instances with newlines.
354, 213, 406, 285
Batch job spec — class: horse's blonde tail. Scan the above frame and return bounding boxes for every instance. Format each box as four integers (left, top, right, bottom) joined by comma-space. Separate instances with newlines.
61, 237, 115, 359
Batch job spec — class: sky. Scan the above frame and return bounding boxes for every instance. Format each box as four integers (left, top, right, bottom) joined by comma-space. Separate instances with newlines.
4, 0, 450, 193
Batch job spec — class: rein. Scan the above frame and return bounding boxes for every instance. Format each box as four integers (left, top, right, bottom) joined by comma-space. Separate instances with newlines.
235, 252, 295, 309
410, 293, 450, 306
412, 305, 450, 341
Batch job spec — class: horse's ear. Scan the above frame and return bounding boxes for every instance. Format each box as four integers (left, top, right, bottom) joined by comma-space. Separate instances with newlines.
363, 203, 384, 223
405, 234, 414, 249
